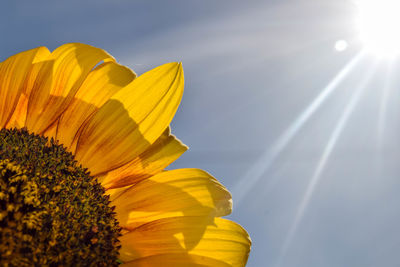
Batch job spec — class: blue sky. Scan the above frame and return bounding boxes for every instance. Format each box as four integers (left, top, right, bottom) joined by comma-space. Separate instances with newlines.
2, 0, 400, 266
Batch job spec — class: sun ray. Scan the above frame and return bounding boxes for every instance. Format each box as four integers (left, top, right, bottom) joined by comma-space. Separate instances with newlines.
274, 62, 378, 267
377, 60, 395, 150
232, 51, 365, 205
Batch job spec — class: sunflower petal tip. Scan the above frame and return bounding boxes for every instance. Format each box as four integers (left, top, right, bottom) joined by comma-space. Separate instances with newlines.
171, 134, 189, 151
167, 61, 183, 70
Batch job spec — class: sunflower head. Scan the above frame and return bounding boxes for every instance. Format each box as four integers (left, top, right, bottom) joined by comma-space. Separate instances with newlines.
0, 43, 251, 266
0, 128, 120, 265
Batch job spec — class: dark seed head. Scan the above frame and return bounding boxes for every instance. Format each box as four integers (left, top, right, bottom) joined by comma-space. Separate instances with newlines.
0, 128, 121, 266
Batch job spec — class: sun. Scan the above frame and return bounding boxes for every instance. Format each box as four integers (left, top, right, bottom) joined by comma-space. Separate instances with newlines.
356, 0, 400, 58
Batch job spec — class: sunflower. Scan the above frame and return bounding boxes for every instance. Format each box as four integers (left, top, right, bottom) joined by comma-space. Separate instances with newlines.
0, 43, 251, 266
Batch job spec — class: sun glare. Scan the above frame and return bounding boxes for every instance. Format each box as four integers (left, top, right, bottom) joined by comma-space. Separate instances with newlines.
356, 0, 400, 57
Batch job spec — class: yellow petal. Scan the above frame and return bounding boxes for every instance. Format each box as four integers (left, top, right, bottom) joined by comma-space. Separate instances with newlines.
6, 92, 29, 129
6, 48, 52, 129
100, 127, 187, 189
42, 119, 58, 139
0, 46, 50, 128
25, 43, 114, 134
119, 217, 251, 267
56, 61, 136, 150
75, 62, 184, 175
105, 186, 131, 203
122, 253, 231, 267
112, 168, 232, 229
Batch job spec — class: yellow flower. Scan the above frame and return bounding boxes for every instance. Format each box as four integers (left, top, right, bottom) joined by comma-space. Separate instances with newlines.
0, 43, 251, 266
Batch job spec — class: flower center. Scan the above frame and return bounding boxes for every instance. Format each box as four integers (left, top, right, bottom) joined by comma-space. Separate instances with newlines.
0, 128, 121, 266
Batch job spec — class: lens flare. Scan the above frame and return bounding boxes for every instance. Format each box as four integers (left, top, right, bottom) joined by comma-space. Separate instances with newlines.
335, 40, 348, 52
